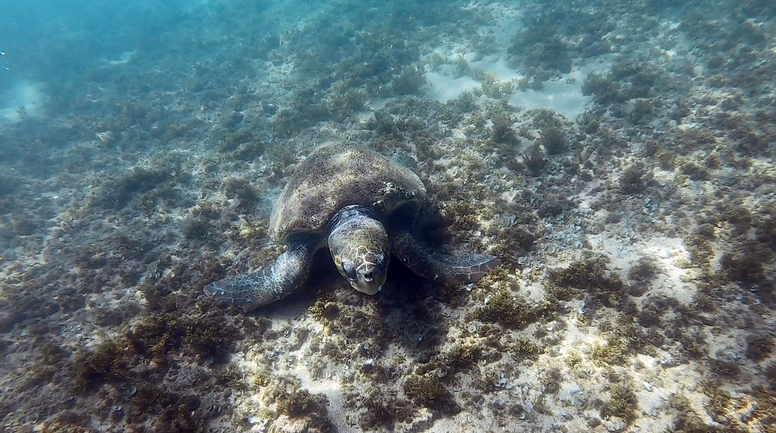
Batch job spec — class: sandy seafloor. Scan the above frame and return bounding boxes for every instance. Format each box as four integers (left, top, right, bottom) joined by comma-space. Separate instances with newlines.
0, 0, 775, 432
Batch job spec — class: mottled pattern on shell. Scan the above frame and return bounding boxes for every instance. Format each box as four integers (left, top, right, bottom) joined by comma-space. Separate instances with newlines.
270, 145, 427, 241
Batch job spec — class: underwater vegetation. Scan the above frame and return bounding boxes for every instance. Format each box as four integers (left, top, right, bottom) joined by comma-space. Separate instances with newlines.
64, 310, 242, 432
581, 61, 658, 106
508, 5, 613, 81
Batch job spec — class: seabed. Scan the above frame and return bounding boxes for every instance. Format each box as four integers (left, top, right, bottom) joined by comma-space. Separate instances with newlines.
0, 1, 774, 432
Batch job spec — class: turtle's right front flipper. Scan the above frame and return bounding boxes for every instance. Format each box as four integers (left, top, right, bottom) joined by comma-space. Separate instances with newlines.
204, 244, 313, 311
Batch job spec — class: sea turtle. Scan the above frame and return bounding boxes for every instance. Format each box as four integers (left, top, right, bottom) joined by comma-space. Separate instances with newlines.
204, 144, 500, 311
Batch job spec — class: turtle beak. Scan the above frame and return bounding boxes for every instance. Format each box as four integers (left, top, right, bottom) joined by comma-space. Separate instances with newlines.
350, 276, 385, 295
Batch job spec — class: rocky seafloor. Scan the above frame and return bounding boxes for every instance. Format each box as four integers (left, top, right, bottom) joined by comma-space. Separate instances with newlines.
0, 0, 774, 432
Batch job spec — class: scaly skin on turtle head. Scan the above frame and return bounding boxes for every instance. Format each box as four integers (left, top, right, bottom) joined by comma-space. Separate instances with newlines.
328, 206, 390, 295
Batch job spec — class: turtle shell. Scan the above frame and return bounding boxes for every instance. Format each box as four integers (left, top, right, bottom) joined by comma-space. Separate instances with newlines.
270, 145, 427, 241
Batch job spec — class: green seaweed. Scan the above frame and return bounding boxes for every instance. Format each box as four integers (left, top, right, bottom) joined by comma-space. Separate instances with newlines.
490, 109, 517, 144
477, 288, 532, 327
73, 340, 132, 393
358, 392, 412, 431
744, 333, 774, 362
685, 224, 715, 267
391, 65, 426, 96
182, 217, 212, 241
105, 166, 172, 210
548, 256, 626, 308
538, 126, 567, 155
403, 374, 459, 414
523, 143, 547, 177
605, 383, 637, 422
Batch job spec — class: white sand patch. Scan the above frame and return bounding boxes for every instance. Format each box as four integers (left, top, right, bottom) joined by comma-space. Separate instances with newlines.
99, 50, 137, 66
640, 237, 698, 305
506, 65, 600, 119
424, 71, 481, 103
289, 332, 350, 433
589, 230, 698, 306
0, 80, 46, 123
422, 1, 618, 120
423, 51, 615, 120
230, 319, 356, 432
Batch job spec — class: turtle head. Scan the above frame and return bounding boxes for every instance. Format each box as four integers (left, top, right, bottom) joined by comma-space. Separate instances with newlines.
328, 206, 390, 295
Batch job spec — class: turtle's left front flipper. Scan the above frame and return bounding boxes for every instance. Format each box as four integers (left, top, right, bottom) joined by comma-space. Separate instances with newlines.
392, 231, 500, 285
204, 243, 314, 311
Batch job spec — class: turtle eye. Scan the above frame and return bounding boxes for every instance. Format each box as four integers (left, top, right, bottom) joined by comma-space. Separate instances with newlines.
342, 262, 357, 280
378, 254, 388, 271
